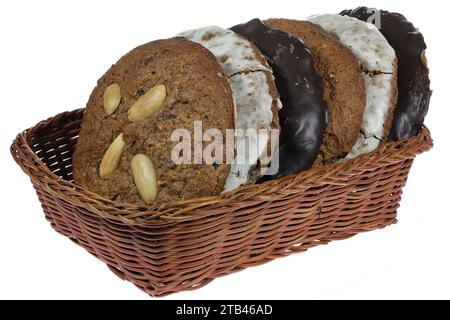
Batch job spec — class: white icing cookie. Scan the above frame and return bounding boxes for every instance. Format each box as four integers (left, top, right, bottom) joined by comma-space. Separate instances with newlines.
178, 26, 282, 191
309, 14, 397, 158
178, 26, 270, 76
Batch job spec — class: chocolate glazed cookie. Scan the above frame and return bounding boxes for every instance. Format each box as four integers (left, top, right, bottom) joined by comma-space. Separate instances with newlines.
341, 7, 432, 141
231, 19, 328, 179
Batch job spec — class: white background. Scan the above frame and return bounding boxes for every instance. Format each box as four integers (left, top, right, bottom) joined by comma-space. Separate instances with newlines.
1, 0, 449, 300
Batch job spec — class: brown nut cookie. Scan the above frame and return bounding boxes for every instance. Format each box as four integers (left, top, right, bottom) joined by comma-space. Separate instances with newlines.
265, 19, 366, 164
73, 38, 235, 205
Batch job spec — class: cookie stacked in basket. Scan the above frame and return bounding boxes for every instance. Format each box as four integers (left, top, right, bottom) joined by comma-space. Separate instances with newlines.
73, 7, 431, 206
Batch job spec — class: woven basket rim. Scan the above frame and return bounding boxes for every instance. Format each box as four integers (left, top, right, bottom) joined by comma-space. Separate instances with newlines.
11, 108, 433, 223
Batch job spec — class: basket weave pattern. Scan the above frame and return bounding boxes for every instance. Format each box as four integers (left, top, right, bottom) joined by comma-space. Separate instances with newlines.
11, 109, 433, 296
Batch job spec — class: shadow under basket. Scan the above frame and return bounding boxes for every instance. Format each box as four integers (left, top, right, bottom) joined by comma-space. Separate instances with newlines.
11, 108, 433, 297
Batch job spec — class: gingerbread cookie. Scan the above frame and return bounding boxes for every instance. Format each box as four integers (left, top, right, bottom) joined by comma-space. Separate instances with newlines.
309, 14, 398, 158
231, 19, 328, 179
179, 26, 281, 191
340, 7, 432, 141
265, 19, 366, 164
73, 38, 235, 205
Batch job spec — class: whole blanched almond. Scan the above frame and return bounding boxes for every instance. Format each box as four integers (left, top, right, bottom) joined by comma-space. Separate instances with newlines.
131, 154, 158, 204
99, 133, 125, 179
103, 83, 121, 116
128, 84, 166, 121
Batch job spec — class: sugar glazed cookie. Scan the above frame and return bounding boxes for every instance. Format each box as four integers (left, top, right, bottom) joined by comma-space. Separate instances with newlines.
179, 26, 281, 191
309, 14, 398, 158
73, 38, 235, 205
231, 19, 328, 179
341, 7, 432, 141
265, 19, 366, 164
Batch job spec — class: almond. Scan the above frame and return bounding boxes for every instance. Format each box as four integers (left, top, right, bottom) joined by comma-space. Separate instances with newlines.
103, 83, 121, 116
131, 154, 158, 204
99, 133, 125, 179
128, 84, 166, 121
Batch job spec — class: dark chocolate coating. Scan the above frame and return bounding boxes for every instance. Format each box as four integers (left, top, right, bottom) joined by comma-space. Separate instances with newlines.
340, 7, 431, 141
231, 19, 327, 179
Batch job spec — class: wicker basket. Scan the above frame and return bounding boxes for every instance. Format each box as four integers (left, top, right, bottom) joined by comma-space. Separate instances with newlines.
11, 108, 433, 297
